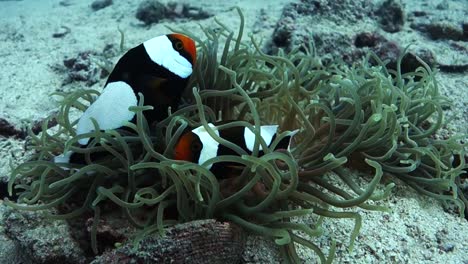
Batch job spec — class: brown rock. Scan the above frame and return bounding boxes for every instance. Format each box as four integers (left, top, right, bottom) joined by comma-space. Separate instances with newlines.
92, 219, 246, 264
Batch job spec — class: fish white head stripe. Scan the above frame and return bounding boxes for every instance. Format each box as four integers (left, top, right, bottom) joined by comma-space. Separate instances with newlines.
143, 35, 193, 78
76, 81, 137, 145
192, 123, 219, 170
244, 125, 279, 152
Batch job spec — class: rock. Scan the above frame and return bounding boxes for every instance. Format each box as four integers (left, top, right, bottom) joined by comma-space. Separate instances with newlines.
135, 1, 167, 25
399, 48, 437, 73
91, 219, 246, 264
425, 22, 466, 41
463, 22, 468, 39
372, 40, 401, 68
59, 0, 73, 6
0, 116, 56, 140
271, 16, 295, 49
91, 0, 112, 11
136, 0, 212, 26
353, 33, 435, 74
297, 0, 374, 22
3, 207, 87, 264
454, 156, 468, 219
0, 118, 24, 139
165, 2, 212, 20
311, 31, 355, 62
267, 0, 377, 59
268, 0, 446, 73
61, 51, 102, 86
411, 11, 428, 17
353, 32, 422, 73
241, 235, 280, 263
439, 243, 455, 252
0, 204, 33, 264
408, 1, 467, 42
52, 26, 71, 38
436, 0, 449, 10
0, 180, 18, 200
83, 215, 134, 253
0, 232, 32, 264
376, 0, 405, 33
437, 63, 468, 73
435, 228, 457, 253
354, 32, 383, 48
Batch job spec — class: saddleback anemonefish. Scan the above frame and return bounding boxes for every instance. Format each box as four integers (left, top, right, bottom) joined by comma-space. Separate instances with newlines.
55, 34, 196, 164
174, 123, 298, 178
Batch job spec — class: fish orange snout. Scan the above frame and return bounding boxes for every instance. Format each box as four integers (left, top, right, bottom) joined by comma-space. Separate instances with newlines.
173, 149, 183, 161
173, 133, 193, 162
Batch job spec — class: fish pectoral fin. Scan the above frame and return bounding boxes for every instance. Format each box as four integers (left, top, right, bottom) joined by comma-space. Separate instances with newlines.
76, 81, 138, 145
149, 77, 168, 87
141, 76, 172, 102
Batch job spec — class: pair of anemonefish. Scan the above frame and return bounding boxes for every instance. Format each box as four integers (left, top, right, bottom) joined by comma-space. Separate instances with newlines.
56, 33, 297, 175
174, 123, 297, 177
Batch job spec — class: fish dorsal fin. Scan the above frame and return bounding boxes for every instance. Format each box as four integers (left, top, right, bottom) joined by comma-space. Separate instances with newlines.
76, 81, 137, 145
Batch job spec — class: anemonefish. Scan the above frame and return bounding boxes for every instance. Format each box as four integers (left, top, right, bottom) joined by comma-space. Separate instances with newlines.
55, 34, 196, 164
173, 123, 298, 178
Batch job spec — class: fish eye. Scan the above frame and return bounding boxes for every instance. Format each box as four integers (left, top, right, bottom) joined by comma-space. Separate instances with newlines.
175, 40, 184, 51
191, 141, 202, 152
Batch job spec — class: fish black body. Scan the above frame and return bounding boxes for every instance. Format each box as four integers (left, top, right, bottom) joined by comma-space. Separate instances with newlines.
105, 34, 195, 123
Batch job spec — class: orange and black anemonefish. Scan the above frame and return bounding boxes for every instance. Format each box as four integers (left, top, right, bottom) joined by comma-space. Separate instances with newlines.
55, 33, 196, 164
173, 123, 298, 178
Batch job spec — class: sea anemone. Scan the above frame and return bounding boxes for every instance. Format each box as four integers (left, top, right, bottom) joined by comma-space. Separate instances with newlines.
5, 8, 466, 263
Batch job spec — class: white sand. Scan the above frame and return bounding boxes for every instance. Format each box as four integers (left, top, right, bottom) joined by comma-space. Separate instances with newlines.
0, 0, 467, 263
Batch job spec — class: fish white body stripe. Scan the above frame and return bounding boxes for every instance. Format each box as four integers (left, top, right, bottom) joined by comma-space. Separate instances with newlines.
192, 123, 219, 170
76, 81, 137, 145
54, 151, 73, 165
244, 125, 279, 152
143, 35, 192, 78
